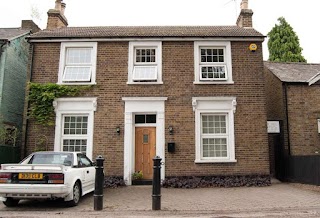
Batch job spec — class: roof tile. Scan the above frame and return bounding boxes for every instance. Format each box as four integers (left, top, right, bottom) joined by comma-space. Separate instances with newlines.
30, 26, 264, 39
0, 28, 30, 41
264, 62, 320, 83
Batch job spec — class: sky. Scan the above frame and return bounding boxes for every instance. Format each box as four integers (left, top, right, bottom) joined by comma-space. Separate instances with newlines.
1, 0, 319, 63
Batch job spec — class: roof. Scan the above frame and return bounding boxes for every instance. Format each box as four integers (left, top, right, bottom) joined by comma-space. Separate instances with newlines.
264, 62, 320, 85
0, 28, 30, 41
29, 26, 264, 39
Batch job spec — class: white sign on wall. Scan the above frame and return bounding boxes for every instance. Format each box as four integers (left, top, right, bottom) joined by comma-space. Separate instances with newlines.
267, 121, 280, 133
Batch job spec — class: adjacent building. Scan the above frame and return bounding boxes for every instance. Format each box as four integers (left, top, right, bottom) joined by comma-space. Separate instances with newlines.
0, 20, 40, 163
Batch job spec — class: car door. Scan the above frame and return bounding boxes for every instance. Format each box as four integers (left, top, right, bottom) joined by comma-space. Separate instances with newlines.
77, 154, 95, 194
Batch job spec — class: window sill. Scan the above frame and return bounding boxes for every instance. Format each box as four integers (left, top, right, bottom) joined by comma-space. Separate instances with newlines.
193, 81, 234, 85
127, 82, 163, 85
57, 82, 97, 86
195, 159, 237, 163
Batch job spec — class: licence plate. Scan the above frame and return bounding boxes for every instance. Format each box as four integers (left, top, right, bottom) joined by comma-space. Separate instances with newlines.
18, 173, 43, 180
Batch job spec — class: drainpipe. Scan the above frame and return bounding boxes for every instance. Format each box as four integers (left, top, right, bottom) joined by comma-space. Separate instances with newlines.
0, 40, 7, 57
283, 83, 291, 156
21, 42, 34, 158
0, 40, 6, 127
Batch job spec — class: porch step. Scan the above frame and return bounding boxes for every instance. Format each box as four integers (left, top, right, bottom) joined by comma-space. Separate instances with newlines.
132, 179, 152, 185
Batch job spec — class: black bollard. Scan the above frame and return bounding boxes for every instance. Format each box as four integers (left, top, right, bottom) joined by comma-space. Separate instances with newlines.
94, 155, 105, 211
152, 156, 162, 210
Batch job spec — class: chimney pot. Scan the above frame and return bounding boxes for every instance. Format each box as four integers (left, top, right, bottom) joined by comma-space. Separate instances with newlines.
240, 0, 248, 10
55, 0, 62, 11
61, 2, 66, 15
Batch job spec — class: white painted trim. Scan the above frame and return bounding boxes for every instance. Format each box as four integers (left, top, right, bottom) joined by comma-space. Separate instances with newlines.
127, 82, 163, 85
193, 81, 235, 85
122, 97, 168, 101
194, 41, 233, 84
53, 97, 97, 160
58, 42, 97, 85
193, 97, 237, 163
307, 73, 320, 86
29, 37, 265, 43
128, 41, 162, 84
123, 97, 167, 185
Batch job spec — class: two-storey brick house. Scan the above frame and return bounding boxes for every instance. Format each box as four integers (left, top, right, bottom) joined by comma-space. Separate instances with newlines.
25, 0, 269, 185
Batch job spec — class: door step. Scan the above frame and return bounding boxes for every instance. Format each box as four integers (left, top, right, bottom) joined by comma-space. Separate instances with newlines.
132, 179, 152, 185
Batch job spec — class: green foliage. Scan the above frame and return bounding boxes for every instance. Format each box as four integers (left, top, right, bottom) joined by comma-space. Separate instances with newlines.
0, 126, 20, 146
28, 83, 87, 126
267, 17, 306, 63
132, 171, 143, 180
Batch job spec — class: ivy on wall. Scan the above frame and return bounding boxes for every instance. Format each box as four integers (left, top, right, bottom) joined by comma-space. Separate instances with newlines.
28, 83, 90, 126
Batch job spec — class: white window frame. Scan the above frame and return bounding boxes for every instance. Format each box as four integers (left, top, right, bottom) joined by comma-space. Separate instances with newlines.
128, 41, 162, 84
53, 97, 97, 160
58, 42, 97, 85
61, 115, 89, 154
194, 41, 233, 84
193, 97, 237, 163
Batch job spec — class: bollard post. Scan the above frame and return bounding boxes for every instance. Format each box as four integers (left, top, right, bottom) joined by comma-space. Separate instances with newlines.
152, 156, 162, 210
94, 155, 105, 211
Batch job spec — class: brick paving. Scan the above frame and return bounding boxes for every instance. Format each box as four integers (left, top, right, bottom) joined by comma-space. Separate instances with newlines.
0, 183, 319, 217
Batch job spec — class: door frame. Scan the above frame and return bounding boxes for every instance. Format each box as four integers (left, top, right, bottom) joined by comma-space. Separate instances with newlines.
122, 97, 167, 185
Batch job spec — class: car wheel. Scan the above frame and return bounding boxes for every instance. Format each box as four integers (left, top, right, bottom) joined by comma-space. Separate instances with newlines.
3, 198, 19, 207
67, 181, 81, 207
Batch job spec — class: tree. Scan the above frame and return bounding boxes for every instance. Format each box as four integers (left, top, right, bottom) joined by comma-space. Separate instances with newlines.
267, 17, 306, 62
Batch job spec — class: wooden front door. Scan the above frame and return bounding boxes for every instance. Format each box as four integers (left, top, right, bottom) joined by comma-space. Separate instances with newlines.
135, 127, 156, 180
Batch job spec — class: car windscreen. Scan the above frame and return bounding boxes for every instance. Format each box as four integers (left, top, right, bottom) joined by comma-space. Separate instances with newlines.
29, 153, 73, 166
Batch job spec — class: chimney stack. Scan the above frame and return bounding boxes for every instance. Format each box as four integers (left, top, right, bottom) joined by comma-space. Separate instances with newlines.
21, 20, 41, 33
236, 0, 253, 28
46, 0, 68, 30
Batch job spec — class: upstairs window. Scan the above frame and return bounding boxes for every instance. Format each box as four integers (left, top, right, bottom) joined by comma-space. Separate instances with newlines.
194, 41, 233, 84
58, 42, 97, 85
200, 48, 226, 80
128, 41, 162, 84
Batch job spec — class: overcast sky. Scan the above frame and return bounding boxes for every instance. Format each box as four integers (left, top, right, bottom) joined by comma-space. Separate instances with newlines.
1, 0, 319, 63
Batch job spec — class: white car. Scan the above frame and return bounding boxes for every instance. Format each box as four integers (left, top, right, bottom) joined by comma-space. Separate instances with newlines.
0, 151, 96, 207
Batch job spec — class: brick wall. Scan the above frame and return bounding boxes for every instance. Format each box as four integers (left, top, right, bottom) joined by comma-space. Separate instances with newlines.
287, 84, 320, 155
27, 40, 269, 176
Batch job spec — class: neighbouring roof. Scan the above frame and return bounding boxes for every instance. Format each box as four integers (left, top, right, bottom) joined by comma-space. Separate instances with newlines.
264, 62, 320, 84
0, 28, 30, 41
29, 26, 264, 39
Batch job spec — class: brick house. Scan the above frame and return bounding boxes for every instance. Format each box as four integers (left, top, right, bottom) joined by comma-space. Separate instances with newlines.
0, 20, 40, 163
25, 0, 269, 185
265, 61, 320, 156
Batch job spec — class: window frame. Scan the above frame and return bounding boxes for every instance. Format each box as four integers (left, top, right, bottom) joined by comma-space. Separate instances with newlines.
193, 97, 237, 163
128, 41, 162, 84
58, 42, 97, 85
53, 97, 97, 160
61, 115, 89, 154
200, 113, 229, 159
194, 41, 233, 84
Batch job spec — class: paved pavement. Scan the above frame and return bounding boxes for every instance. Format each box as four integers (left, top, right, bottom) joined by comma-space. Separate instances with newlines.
0, 182, 319, 217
